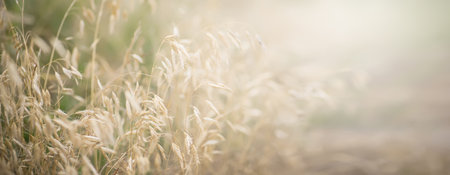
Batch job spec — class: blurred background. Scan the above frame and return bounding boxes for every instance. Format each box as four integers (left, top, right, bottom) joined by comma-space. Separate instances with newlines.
204, 0, 450, 174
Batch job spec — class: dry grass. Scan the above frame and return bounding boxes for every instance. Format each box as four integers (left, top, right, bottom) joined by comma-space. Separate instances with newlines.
4, 1, 448, 175
0, 0, 310, 174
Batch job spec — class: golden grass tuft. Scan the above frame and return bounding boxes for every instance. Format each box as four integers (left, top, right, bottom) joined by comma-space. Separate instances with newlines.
0, 0, 313, 174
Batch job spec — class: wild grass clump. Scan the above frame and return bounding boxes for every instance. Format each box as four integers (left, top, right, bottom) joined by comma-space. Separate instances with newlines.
0, 0, 311, 174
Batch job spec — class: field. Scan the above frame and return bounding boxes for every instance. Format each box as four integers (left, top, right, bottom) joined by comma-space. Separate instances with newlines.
1, 0, 450, 174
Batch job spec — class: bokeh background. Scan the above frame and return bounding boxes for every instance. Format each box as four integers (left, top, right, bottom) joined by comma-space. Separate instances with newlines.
206, 0, 450, 174
230, 0, 450, 174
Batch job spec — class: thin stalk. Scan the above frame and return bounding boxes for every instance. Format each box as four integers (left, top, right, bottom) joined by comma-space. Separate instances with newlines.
90, 0, 106, 107
43, 0, 77, 88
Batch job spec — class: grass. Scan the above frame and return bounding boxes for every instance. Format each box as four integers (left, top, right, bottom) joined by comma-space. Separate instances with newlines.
0, 0, 305, 174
